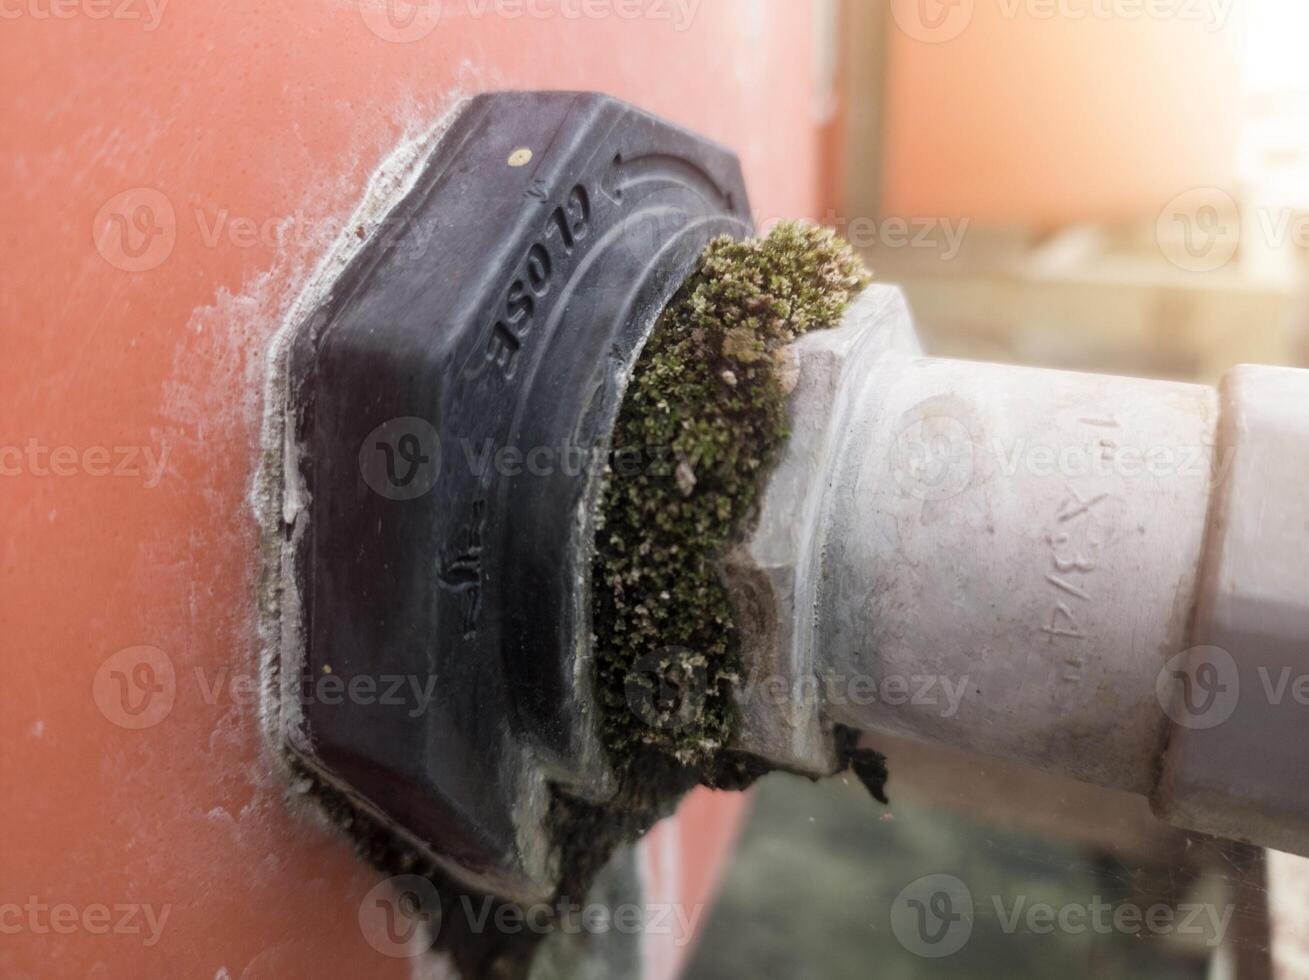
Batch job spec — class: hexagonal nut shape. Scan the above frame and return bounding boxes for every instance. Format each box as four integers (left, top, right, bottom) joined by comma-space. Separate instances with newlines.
276, 91, 752, 902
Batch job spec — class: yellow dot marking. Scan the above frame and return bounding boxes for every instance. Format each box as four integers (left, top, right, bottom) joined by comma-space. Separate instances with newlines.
507, 148, 533, 168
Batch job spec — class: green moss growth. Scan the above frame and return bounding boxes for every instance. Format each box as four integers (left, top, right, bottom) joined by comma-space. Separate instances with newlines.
592, 222, 870, 766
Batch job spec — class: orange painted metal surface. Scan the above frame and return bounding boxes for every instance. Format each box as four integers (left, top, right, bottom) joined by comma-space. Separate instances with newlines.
0, 3, 818, 977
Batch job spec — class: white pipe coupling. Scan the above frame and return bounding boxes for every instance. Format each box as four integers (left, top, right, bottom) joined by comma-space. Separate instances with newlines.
733, 286, 1309, 856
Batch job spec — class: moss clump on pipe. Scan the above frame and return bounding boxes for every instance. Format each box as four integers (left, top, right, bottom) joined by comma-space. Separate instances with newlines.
592, 221, 870, 766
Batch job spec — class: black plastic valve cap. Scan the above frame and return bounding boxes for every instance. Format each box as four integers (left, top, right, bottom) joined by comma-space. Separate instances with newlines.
283, 91, 751, 900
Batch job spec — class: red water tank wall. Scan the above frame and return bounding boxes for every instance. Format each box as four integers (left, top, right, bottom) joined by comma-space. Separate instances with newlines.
0, 3, 817, 977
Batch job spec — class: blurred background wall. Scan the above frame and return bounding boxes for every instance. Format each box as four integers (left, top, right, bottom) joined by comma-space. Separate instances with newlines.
818, 0, 1308, 382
